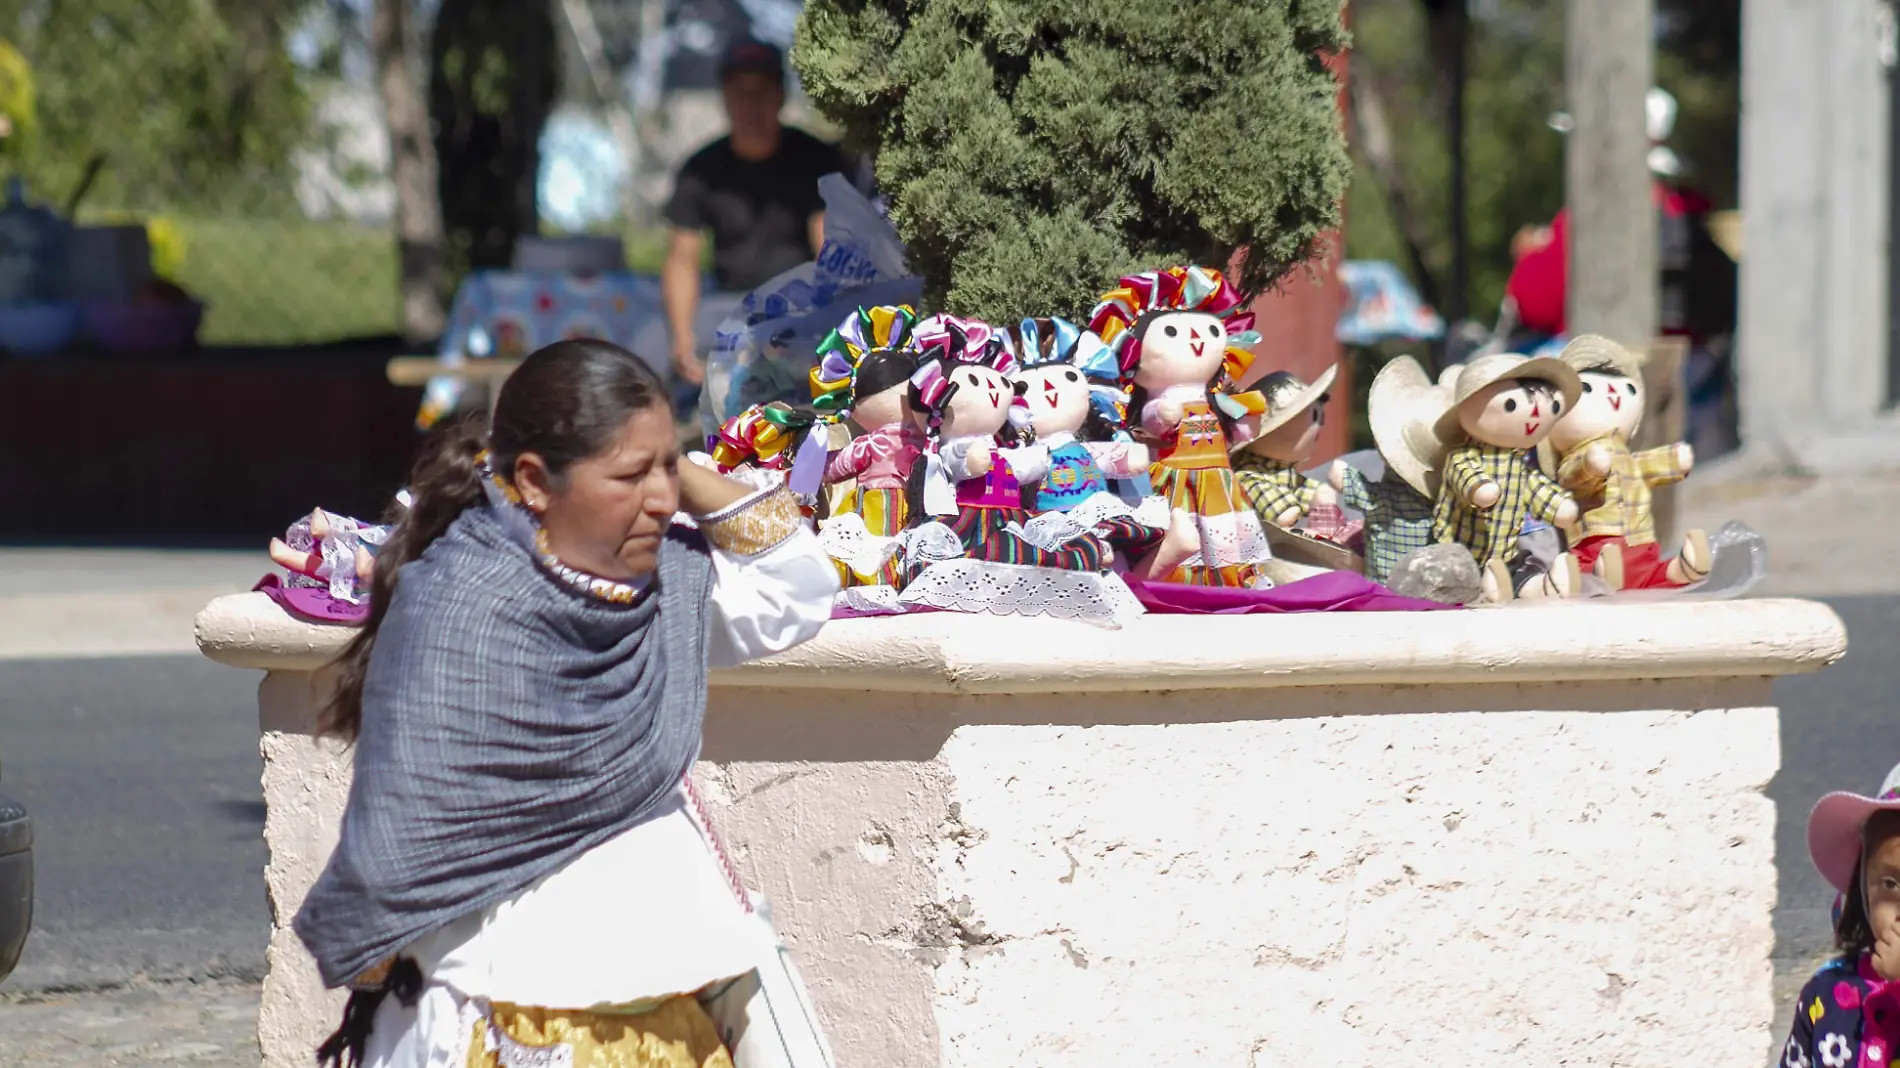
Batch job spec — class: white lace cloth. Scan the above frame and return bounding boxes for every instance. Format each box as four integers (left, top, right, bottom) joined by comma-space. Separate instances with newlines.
1004, 493, 1171, 550
893, 559, 1146, 627
1176, 505, 1275, 572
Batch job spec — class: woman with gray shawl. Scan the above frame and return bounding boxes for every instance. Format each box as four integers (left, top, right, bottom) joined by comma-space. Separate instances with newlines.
296, 339, 838, 1068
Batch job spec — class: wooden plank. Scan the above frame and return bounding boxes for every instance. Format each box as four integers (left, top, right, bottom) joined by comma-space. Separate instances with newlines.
385, 356, 523, 387
1634, 336, 1688, 550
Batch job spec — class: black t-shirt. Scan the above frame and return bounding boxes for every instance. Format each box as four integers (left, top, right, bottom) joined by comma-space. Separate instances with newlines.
664, 128, 848, 292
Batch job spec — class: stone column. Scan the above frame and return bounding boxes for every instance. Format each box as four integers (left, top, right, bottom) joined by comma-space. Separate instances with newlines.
1564, 0, 1658, 347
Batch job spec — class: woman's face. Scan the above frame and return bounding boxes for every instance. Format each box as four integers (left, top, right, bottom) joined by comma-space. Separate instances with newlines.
516, 404, 682, 580
1867, 824, 1900, 948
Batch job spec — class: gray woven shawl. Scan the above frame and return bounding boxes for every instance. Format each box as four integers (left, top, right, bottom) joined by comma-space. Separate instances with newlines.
293, 498, 714, 989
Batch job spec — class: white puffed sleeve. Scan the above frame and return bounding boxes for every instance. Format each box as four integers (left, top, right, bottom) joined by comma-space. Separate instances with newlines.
691, 485, 839, 668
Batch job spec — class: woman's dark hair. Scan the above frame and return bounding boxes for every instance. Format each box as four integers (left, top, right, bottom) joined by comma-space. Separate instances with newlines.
853, 349, 919, 406
318, 339, 668, 742
1836, 810, 1900, 954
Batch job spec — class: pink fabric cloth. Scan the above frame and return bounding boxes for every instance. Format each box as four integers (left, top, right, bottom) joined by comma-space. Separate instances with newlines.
827, 424, 925, 489
1121, 571, 1455, 614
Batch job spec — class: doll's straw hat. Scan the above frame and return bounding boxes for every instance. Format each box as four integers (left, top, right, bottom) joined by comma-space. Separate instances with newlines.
1226, 363, 1338, 455
1367, 356, 1454, 497
1431, 352, 1583, 443
1557, 334, 1646, 379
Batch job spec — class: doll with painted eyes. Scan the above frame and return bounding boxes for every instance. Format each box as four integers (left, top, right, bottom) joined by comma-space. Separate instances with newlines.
1000, 316, 1171, 565
1429, 353, 1585, 603
1088, 266, 1274, 588
1226, 366, 1340, 530
1544, 334, 1708, 591
809, 305, 929, 585
906, 315, 1115, 573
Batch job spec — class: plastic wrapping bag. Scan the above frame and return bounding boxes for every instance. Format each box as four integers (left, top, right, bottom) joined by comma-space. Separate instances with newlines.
700, 175, 924, 430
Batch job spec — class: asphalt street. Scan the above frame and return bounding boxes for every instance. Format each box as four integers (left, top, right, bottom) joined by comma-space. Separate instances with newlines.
0, 655, 266, 993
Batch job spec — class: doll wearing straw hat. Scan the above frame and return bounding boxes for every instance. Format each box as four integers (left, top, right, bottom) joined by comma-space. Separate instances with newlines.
1428, 353, 1585, 603
1543, 334, 1709, 591
1227, 365, 1340, 531
1331, 356, 1446, 586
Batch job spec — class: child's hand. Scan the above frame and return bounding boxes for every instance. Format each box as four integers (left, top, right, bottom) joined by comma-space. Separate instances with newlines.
1874, 920, 1900, 981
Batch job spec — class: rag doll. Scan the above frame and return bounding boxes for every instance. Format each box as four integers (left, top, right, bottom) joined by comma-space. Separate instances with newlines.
1430, 353, 1584, 604
1227, 365, 1340, 529
268, 508, 389, 604
706, 402, 829, 515
808, 304, 930, 585
1088, 266, 1273, 588
1002, 316, 1166, 562
1339, 356, 1467, 592
1544, 334, 1707, 590
906, 314, 1114, 574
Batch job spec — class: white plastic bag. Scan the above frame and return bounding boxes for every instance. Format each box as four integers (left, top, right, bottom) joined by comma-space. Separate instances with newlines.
703, 174, 924, 428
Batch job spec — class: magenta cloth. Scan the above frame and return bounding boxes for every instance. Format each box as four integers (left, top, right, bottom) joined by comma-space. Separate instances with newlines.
1122, 571, 1456, 614
255, 574, 371, 625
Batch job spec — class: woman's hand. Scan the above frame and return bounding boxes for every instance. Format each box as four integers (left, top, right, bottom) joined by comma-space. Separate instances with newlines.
678, 453, 756, 518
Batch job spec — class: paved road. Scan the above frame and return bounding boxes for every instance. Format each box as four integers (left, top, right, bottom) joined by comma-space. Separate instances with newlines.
0, 655, 267, 992
0, 597, 1889, 1064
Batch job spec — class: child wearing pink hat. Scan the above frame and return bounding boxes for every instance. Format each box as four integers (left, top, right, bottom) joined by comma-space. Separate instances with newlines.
1781, 764, 1900, 1068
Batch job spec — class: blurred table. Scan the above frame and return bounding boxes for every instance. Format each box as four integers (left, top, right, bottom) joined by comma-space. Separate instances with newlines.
417, 271, 717, 429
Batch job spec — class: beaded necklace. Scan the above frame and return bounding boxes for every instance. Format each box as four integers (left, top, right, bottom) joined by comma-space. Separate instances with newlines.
479, 451, 649, 606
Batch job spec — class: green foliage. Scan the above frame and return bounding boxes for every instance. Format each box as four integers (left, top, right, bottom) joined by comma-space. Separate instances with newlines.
0, 0, 312, 215
0, 38, 35, 159
169, 217, 398, 345
1344, 0, 1567, 320
1345, 0, 1740, 324
794, 0, 1352, 321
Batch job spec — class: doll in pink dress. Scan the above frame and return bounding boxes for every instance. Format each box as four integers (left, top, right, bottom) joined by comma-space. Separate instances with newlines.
809, 305, 929, 586
1089, 266, 1274, 587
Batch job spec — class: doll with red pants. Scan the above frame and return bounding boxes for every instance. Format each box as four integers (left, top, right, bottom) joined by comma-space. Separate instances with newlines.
1545, 334, 1709, 591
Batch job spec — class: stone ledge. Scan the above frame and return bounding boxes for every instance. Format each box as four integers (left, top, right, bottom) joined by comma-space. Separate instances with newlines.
196, 590, 1847, 693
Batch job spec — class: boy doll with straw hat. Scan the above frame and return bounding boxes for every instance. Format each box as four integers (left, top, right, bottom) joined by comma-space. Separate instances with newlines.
1428, 353, 1585, 603
1330, 356, 1447, 586
1543, 334, 1709, 590
1227, 365, 1340, 530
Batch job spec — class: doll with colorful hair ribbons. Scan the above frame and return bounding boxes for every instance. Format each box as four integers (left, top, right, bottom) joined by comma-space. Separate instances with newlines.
809, 305, 929, 585
1001, 316, 1168, 564
706, 401, 830, 517
1088, 266, 1274, 587
905, 314, 1115, 574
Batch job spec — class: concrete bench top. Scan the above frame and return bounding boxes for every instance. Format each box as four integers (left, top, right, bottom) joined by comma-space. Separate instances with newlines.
196, 590, 1847, 693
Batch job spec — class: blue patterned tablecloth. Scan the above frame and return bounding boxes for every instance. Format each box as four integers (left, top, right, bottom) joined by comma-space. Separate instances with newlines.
1337, 260, 1446, 346
417, 270, 704, 429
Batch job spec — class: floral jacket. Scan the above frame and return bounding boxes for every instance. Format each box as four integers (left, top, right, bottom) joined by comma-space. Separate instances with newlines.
1782, 954, 1900, 1068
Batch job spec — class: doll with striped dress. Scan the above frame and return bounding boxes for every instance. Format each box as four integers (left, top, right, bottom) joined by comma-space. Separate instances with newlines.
903, 314, 1115, 575
1088, 266, 1274, 588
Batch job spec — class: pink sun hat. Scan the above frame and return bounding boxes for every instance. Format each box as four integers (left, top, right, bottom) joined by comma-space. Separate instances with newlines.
1808, 762, 1900, 896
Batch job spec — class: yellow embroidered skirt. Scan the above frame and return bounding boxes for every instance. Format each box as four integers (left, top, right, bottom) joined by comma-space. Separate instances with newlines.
1151, 463, 1268, 588
832, 486, 906, 587
469, 997, 733, 1068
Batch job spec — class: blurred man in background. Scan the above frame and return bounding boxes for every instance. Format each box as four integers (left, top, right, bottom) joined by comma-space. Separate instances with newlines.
661, 37, 850, 415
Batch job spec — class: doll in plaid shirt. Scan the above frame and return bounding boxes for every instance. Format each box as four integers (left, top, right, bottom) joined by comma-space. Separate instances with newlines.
1429, 354, 1583, 604
1545, 335, 1710, 590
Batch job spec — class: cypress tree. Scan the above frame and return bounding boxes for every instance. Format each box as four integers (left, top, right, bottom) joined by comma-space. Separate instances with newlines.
793, 0, 1352, 321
